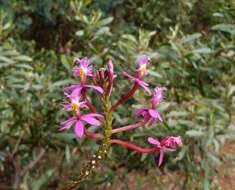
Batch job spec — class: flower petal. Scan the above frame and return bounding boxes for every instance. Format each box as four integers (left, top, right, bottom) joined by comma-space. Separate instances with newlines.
84, 85, 104, 94
134, 108, 148, 116
60, 117, 76, 130
148, 109, 163, 122
148, 118, 158, 125
72, 67, 81, 77
63, 102, 72, 110
83, 113, 103, 118
137, 80, 151, 94
70, 87, 83, 98
148, 137, 160, 145
79, 101, 88, 108
123, 71, 135, 81
64, 85, 81, 92
151, 86, 167, 106
158, 149, 164, 166
80, 57, 90, 68
148, 109, 158, 118
149, 109, 160, 118
137, 55, 151, 66
81, 113, 103, 126
74, 121, 84, 138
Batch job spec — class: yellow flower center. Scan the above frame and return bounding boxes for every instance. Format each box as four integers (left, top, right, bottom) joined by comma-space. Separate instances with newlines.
139, 64, 146, 77
79, 66, 87, 77
71, 101, 79, 111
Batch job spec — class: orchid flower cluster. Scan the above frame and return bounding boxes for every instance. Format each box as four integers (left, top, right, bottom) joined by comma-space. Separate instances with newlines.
60, 56, 182, 189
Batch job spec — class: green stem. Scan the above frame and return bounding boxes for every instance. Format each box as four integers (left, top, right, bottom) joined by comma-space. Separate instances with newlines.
62, 97, 112, 190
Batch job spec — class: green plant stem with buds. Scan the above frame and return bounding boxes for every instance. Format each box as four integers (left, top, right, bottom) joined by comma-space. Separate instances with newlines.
62, 96, 112, 190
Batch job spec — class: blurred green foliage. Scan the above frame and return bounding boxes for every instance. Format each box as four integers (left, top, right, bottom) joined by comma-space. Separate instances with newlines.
0, 0, 235, 189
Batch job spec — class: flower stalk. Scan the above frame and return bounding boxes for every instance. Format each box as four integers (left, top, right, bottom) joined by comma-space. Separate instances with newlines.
110, 83, 138, 111
60, 55, 182, 189
63, 96, 112, 190
112, 120, 146, 134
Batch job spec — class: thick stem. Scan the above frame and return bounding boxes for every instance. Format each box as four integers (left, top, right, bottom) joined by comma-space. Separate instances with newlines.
110, 83, 138, 111
110, 139, 159, 154
62, 97, 112, 190
84, 131, 159, 154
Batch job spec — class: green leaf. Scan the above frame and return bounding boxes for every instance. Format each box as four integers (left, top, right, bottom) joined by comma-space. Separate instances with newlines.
65, 145, 71, 163
51, 133, 75, 141
60, 54, 72, 71
186, 130, 205, 137
181, 33, 202, 43
193, 47, 212, 54
48, 79, 73, 91
212, 24, 235, 35
75, 30, 84, 36
16, 55, 32, 62
100, 17, 113, 26
0, 56, 15, 64
94, 27, 110, 37
31, 169, 54, 190
167, 111, 189, 117
15, 64, 33, 70
148, 70, 162, 78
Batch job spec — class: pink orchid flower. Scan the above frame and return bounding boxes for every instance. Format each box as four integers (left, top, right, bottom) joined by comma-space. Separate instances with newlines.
134, 86, 166, 124
60, 113, 103, 138
148, 136, 182, 166
63, 90, 87, 113
151, 86, 167, 108
123, 71, 151, 94
136, 55, 151, 77
161, 136, 183, 149
73, 57, 93, 81
134, 108, 163, 125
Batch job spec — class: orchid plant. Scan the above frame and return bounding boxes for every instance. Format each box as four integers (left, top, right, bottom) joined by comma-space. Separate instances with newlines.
60, 56, 182, 190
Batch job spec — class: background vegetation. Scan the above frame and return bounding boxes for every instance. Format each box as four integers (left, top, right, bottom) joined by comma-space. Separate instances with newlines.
0, 0, 235, 189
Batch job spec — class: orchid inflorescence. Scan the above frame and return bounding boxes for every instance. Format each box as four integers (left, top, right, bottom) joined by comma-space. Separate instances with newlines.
60, 55, 182, 189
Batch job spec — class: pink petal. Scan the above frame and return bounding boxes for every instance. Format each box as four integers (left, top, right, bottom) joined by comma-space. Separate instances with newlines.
152, 86, 167, 106
137, 80, 151, 94
80, 57, 90, 67
123, 71, 135, 81
83, 117, 101, 126
86, 72, 93, 77
148, 137, 160, 145
64, 85, 80, 92
107, 60, 114, 76
84, 85, 104, 94
74, 121, 84, 138
72, 67, 81, 76
70, 87, 83, 98
148, 109, 158, 118
80, 113, 103, 126
175, 136, 182, 146
148, 109, 162, 122
137, 55, 151, 66
148, 117, 157, 125
63, 102, 72, 110
134, 108, 148, 116
79, 101, 88, 108
60, 117, 76, 130
158, 114, 163, 122
158, 149, 164, 166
